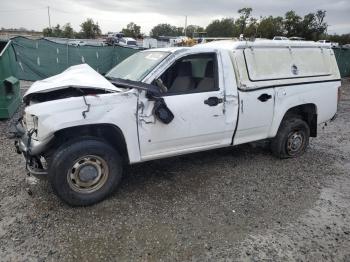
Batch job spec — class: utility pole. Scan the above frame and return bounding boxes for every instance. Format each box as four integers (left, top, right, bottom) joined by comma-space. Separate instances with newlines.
47, 6, 51, 29
184, 15, 187, 37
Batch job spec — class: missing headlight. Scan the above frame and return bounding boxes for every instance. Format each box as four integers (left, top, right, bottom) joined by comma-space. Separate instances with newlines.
24, 113, 39, 133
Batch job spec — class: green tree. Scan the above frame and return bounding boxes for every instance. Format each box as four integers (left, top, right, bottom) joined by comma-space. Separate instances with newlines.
237, 7, 253, 34
257, 16, 284, 39
300, 13, 317, 39
284, 11, 302, 37
80, 18, 101, 39
52, 24, 62, 37
185, 25, 205, 37
42, 27, 53, 37
314, 10, 328, 38
244, 17, 259, 38
43, 24, 63, 37
121, 22, 141, 38
176, 27, 184, 36
298, 10, 328, 40
61, 23, 74, 38
150, 24, 179, 37
206, 18, 236, 37
326, 33, 350, 45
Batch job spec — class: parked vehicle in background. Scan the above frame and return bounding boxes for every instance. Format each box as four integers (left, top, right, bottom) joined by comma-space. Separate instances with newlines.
14, 40, 341, 206
273, 36, 289, 40
155, 36, 193, 48
117, 37, 137, 47
331, 42, 339, 48
196, 37, 235, 44
106, 32, 125, 45
318, 40, 339, 48
289, 37, 305, 41
143, 37, 158, 48
318, 40, 331, 44
68, 40, 86, 47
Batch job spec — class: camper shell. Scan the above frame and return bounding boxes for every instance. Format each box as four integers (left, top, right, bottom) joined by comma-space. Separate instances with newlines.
199, 40, 339, 89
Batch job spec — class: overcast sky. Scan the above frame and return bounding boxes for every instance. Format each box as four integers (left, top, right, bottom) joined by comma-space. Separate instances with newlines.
0, 0, 349, 35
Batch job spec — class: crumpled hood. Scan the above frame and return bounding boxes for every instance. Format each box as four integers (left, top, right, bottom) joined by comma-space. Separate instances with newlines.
24, 64, 121, 98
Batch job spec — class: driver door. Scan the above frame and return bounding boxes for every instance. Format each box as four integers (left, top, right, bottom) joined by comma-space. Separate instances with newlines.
138, 52, 235, 161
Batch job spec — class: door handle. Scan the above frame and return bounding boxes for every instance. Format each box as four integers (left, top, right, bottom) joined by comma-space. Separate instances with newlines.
258, 93, 272, 102
204, 97, 223, 106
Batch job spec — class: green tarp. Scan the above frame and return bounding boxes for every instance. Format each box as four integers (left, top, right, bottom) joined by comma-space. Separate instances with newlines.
0, 41, 18, 78
334, 48, 350, 78
10, 36, 140, 81
0, 40, 21, 118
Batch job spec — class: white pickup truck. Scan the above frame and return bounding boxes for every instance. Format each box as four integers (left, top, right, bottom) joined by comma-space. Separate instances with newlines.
14, 40, 341, 206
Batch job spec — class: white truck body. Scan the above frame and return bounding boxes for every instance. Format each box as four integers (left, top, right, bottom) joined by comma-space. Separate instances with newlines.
118, 37, 137, 47
15, 40, 341, 205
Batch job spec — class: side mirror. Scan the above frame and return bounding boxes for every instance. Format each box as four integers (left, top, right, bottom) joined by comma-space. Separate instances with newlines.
153, 98, 174, 124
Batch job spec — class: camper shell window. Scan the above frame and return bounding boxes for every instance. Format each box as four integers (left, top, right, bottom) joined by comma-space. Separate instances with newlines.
243, 47, 332, 82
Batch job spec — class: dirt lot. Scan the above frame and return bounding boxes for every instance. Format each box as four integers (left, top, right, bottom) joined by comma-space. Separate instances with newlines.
0, 80, 349, 261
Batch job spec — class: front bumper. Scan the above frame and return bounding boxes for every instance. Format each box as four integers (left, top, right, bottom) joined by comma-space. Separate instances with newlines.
13, 121, 52, 179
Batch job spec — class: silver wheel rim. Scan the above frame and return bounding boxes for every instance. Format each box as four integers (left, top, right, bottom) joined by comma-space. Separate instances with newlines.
67, 155, 109, 194
287, 131, 305, 155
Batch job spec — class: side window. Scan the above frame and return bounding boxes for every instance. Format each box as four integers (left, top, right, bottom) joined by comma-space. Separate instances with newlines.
157, 53, 218, 95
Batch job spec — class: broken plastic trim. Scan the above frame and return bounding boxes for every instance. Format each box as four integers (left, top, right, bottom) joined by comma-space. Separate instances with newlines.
110, 78, 175, 124
109, 78, 162, 98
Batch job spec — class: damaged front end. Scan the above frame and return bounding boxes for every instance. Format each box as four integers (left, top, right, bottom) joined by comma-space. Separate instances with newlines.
13, 63, 175, 178
13, 117, 52, 179
13, 64, 123, 179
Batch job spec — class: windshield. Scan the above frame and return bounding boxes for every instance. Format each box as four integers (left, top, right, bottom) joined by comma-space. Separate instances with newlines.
106, 51, 170, 81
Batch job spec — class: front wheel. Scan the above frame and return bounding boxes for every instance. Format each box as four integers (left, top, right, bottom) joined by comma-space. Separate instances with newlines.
271, 117, 310, 159
49, 138, 123, 206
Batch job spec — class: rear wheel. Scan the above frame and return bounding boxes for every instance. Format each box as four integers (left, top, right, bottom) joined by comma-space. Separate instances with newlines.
271, 117, 310, 159
49, 138, 123, 206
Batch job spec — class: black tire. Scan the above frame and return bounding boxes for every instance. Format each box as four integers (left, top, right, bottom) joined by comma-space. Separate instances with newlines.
48, 137, 123, 206
271, 117, 310, 159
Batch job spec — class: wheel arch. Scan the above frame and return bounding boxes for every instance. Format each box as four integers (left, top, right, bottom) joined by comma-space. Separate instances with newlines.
51, 124, 130, 164
272, 103, 318, 138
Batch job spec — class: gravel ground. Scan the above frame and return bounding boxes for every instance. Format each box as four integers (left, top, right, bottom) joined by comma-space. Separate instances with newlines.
0, 80, 349, 261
